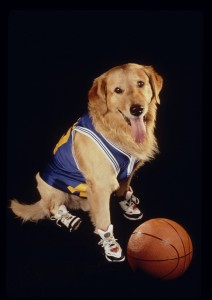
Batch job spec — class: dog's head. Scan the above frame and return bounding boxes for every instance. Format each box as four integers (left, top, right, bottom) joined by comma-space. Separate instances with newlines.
88, 63, 163, 144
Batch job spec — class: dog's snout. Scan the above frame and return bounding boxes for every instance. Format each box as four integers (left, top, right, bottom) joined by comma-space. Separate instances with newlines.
130, 105, 144, 117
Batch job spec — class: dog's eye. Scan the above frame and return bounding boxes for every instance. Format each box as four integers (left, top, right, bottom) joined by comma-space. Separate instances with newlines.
137, 81, 144, 88
114, 87, 123, 94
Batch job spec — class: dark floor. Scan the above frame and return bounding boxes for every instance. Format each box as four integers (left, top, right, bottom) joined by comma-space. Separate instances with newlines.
5, 191, 201, 299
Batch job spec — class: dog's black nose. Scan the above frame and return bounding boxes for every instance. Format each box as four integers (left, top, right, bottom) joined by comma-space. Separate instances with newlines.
130, 105, 144, 117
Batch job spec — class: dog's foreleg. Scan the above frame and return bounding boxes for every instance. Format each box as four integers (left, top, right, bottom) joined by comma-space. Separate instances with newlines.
115, 160, 144, 197
86, 177, 118, 231
73, 132, 119, 231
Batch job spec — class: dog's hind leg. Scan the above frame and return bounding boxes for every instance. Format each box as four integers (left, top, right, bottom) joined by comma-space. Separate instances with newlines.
10, 172, 82, 231
36, 172, 72, 216
10, 173, 53, 222
10, 172, 67, 222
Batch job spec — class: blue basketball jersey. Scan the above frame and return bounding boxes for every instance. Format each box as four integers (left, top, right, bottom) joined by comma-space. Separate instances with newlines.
40, 112, 139, 198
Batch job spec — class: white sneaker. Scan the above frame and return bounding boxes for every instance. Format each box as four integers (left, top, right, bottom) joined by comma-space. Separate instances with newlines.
98, 224, 125, 262
51, 205, 82, 232
119, 187, 143, 220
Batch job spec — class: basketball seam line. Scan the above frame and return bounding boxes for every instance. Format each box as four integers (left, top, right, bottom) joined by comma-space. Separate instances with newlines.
127, 251, 193, 262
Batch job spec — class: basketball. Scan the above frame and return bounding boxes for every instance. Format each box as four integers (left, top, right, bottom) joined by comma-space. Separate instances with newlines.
127, 218, 193, 280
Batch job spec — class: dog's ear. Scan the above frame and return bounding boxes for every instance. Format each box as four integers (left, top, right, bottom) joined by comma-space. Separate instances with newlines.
143, 66, 163, 104
88, 75, 108, 114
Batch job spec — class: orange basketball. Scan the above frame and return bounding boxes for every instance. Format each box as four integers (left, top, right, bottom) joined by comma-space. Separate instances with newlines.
127, 218, 193, 280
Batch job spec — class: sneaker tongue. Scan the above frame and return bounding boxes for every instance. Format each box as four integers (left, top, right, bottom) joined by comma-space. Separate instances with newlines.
130, 117, 146, 143
98, 224, 114, 239
58, 205, 68, 215
126, 190, 133, 201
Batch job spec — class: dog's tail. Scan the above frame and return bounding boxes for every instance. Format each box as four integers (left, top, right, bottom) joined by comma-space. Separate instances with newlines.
10, 199, 50, 222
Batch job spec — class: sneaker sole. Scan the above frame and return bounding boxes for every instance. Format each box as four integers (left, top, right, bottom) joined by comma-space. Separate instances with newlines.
123, 213, 143, 221
69, 218, 82, 232
105, 255, 126, 262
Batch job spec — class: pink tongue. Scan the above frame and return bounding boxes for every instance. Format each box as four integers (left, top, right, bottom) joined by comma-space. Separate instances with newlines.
130, 117, 146, 143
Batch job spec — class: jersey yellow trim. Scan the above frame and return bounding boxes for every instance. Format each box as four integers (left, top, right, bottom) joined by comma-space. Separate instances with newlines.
53, 129, 71, 154
67, 183, 87, 198
53, 120, 79, 155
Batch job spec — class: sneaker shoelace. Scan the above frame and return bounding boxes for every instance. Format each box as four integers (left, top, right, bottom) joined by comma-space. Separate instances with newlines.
98, 236, 119, 251
127, 194, 140, 208
50, 212, 74, 228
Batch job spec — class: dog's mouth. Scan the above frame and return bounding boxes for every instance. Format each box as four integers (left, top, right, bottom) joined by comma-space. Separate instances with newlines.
118, 109, 146, 144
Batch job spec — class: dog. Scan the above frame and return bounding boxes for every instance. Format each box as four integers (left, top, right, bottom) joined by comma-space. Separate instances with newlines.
10, 63, 163, 262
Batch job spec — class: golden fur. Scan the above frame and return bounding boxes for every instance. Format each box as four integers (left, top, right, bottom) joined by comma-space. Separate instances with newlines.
10, 63, 163, 232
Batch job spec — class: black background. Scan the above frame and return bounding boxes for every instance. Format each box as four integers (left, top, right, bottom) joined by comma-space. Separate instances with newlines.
5, 9, 202, 299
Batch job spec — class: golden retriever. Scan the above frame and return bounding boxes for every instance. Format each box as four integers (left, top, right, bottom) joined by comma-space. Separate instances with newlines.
10, 63, 163, 262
